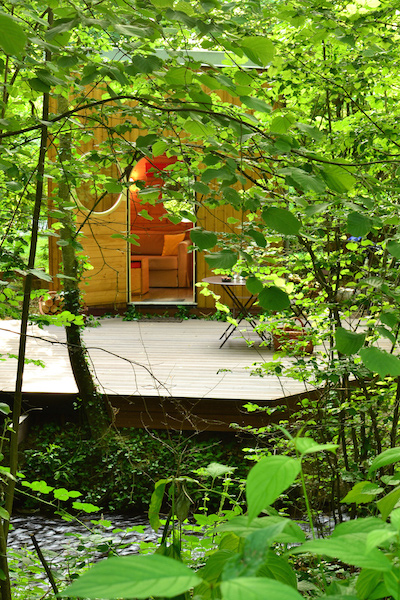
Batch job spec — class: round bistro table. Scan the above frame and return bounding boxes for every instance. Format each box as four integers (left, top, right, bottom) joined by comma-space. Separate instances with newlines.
202, 276, 269, 348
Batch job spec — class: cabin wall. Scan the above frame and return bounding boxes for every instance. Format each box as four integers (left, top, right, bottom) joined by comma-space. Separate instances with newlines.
48, 87, 247, 311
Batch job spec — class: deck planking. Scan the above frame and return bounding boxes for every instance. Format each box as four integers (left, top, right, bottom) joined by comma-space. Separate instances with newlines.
0, 318, 318, 430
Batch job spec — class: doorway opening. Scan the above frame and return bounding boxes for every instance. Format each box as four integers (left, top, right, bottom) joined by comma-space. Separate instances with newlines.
128, 155, 195, 305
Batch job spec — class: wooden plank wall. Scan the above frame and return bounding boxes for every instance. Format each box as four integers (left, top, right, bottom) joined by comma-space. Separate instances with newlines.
48, 86, 248, 310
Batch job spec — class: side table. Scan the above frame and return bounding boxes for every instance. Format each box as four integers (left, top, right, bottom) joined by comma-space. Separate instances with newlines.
202, 276, 269, 347
131, 257, 149, 297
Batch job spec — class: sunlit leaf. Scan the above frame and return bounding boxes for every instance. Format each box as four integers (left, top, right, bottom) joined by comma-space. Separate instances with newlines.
246, 456, 300, 522
262, 207, 301, 235
61, 555, 201, 599
0, 15, 27, 56
221, 576, 302, 600
360, 347, 400, 378
335, 327, 366, 355
205, 250, 238, 270
368, 447, 400, 477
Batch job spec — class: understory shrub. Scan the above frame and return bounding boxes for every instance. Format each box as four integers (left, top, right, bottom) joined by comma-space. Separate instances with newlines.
19, 424, 249, 513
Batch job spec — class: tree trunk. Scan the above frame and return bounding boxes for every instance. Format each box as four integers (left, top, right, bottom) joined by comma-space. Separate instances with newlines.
57, 95, 113, 439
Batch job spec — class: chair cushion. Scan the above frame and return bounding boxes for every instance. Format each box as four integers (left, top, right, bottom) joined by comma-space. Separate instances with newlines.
162, 233, 185, 256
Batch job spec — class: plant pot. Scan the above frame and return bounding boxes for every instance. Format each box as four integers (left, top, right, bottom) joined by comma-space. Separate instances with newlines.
272, 323, 313, 354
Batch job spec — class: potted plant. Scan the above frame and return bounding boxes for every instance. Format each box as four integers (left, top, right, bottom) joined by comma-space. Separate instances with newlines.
272, 318, 314, 354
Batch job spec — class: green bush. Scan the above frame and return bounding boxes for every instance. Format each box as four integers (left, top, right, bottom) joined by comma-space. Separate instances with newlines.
19, 424, 249, 513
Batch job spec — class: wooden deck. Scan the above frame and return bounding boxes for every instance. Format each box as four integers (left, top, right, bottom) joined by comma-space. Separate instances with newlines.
0, 318, 317, 431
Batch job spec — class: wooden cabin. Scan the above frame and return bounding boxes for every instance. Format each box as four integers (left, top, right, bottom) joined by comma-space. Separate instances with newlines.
48, 53, 260, 313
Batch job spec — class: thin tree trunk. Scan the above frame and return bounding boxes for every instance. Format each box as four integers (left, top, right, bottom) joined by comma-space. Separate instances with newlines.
57, 95, 113, 439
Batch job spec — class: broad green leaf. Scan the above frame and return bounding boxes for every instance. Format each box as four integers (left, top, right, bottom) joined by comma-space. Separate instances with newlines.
205, 251, 238, 270
294, 437, 338, 456
53, 488, 70, 501
0, 15, 27, 56
193, 181, 210, 195
246, 277, 264, 294
104, 182, 123, 194
190, 228, 218, 250
366, 530, 396, 552
0, 508, 9, 520
61, 555, 202, 599
270, 115, 295, 134
356, 569, 384, 600
221, 577, 302, 600
240, 36, 275, 67
239, 96, 271, 113
321, 165, 356, 193
72, 502, 100, 513
290, 535, 392, 571
258, 550, 297, 589
165, 67, 193, 86
199, 462, 236, 479
246, 456, 300, 522
384, 568, 400, 600
217, 515, 305, 544
341, 481, 384, 505
262, 207, 301, 235
347, 212, 372, 237
381, 311, 399, 330
195, 549, 235, 596
248, 229, 267, 247
360, 347, 400, 378
335, 327, 366, 355
29, 78, 50, 93
258, 286, 290, 311
331, 517, 390, 538
368, 448, 400, 477
387, 241, 400, 259
152, 141, 168, 157
0, 403, 10, 415
149, 479, 167, 531
279, 167, 326, 194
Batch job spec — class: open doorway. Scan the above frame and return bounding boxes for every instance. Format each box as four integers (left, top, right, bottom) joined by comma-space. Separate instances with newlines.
128, 155, 195, 305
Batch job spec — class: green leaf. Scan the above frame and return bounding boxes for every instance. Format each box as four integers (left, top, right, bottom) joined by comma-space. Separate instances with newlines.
335, 327, 366, 355
356, 569, 384, 600
360, 347, 400, 378
246, 456, 300, 522
368, 448, 400, 477
28, 78, 51, 93
0, 403, 10, 415
258, 550, 297, 589
384, 568, 400, 600
341, 481, 384, 505
377, 487, 400, 522
61, 555, 202, 599
248, 229, 267, 247
270, 115, 295, 134
321, 165, 356, 193
149, 479, 167, 532
205, 251, 238, 270
239, 96, 271, 113
240, 37, 275, 67
221, 577, 302, 600
190, 228, 218, 250
218, 515, 305, 544
290, 535, 392, 571
0, 15, 27, 56
294, 437, 338, 456
246, 277, 264, 294
258, 286, 290, 311
201, 462, 236, 479
331, 517, 390, 538
72, 502, 100, 513
347, 212, 372, 237
387, 241, 400, 259
0, 507, 9, 520
262, 207, 301, 235
279, 167, 326, 194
